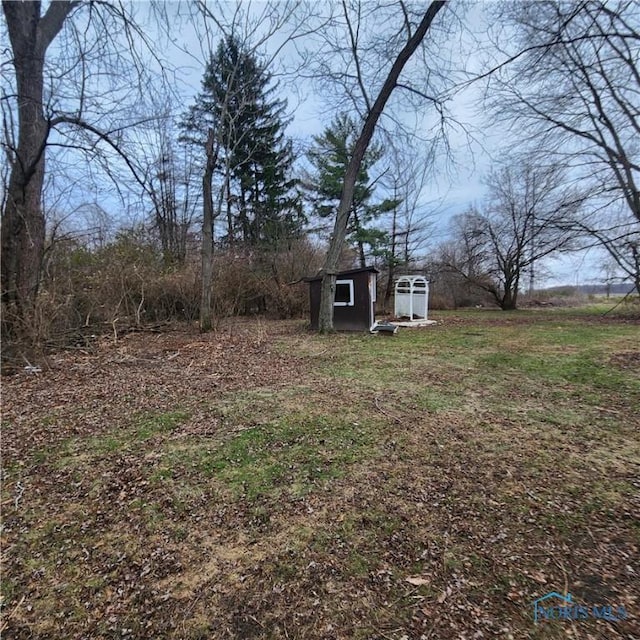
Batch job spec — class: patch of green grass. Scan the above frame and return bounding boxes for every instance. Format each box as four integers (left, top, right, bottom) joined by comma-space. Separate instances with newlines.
272, 559, 298, 580
212, 389, 280, 422
38, 415, 59, 428
89, 409, 190, 453
84, 576, 106, 590
476, 349, 638, 400
524, 406, 588, 429
414, 387, 463, 412
310, 311, 635, 383
133, 410, 190, 441
161, 412, 380, 500
90, 435, 122, 454
213, 414, 376, 498
536, 352, 630, 388
346, 549, 371, 576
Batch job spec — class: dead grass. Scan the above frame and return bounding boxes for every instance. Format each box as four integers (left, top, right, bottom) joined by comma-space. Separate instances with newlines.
2, 310, 639, 639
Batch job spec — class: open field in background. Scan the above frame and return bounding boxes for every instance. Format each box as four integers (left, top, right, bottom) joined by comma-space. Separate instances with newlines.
2, 307, 639, 639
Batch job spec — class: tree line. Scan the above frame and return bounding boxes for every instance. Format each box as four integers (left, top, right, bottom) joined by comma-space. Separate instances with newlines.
1, 0, 638, 354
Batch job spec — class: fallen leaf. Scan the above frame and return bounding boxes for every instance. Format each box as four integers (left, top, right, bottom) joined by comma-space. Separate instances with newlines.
529, 571, 547, 584
405, 576, 429, 586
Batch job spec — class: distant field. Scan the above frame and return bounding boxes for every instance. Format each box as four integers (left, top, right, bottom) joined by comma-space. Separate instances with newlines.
2, 308, 639, 639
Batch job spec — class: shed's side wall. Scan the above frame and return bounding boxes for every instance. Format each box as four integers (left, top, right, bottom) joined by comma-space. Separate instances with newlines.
309, 281, 320, 330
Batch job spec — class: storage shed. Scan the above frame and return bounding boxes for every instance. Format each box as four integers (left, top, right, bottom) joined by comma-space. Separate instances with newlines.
306, 267, 378, 331
394, 275, 429, 320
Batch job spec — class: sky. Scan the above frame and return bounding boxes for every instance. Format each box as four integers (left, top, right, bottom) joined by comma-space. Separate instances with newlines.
152, 0, 609, 287
154, 2, 499, 219
14, 0, 612, 288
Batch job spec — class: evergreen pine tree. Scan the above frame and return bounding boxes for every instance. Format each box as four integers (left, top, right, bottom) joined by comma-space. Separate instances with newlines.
305, 113, 399, 267
181, 35, 303, 248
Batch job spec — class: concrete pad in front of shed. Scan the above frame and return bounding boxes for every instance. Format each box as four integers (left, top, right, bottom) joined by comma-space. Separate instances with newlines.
393, 319, 438, 327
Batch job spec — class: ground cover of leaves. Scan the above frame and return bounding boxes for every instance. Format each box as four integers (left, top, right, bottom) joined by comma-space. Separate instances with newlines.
2, 309, 639, 639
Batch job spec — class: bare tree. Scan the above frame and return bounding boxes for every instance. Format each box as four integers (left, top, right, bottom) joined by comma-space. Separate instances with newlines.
150, 143, 197, 265
2, 2, 76, 332
381, 144, 440, 307
200, 129, 218, 331
1, 0, 168, 340
487, 0, 640, 292
442, 161, 579, 310
567, 209, 640, 294
131, 107, 199, 265
313, 0, 448, 332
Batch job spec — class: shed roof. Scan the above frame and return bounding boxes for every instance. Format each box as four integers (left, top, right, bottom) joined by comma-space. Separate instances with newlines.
304, 266, 379, 282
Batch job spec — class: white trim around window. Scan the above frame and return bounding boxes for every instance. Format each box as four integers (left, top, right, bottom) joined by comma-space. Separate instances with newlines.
334, 279, 355, 306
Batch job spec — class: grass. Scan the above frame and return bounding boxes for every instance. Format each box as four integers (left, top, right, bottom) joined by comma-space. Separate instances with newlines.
1, 307, 639, 639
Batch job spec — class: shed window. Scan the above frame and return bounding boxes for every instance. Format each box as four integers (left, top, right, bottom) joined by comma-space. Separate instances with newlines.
334, 279, 354, 306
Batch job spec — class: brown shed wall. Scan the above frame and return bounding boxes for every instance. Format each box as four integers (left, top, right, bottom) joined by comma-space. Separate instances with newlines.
308, 268, 377, 331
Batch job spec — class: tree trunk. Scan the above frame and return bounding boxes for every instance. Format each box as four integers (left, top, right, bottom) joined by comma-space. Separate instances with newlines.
225, 171, 233, 244
501, 294, 517, 311
1, 1, 73, 337
633, 243, 640, 296
384, 200, 398, 309
352, 209, 367, 268
239, 186, 249, 245
317, 1, 446, 332
200, 129, 216, 332
501, 282, 518, 310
